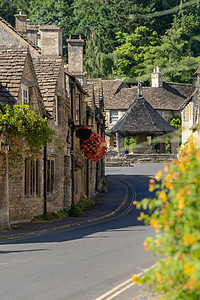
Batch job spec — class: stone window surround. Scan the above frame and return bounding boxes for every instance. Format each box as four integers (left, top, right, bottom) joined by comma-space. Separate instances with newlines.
24, 158, 40, 197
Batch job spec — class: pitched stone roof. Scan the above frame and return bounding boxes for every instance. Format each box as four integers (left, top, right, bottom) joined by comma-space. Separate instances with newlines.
102, 80, 129, 107
106, 95, 175, 137
103, 81, 195, 111
0, 16, 40, 54
0, 46, 28, 104
33, 57, 63, 113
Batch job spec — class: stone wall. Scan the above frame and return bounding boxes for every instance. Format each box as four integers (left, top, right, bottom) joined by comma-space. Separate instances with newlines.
106, 153, 177, 167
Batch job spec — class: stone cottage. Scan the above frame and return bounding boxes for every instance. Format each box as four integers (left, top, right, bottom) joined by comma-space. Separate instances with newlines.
0, 46, 47, 228
0, 13, 106, 229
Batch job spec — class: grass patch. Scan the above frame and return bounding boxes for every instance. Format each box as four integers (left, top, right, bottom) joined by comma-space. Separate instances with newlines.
32, 210, 68, 222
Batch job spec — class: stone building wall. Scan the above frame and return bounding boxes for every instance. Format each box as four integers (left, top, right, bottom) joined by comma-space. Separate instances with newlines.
0, 152, 9, 229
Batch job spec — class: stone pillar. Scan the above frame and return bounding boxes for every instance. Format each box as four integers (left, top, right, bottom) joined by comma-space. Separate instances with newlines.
160, 142, 166, 153
116, 132, 120, 154
0, 152, 10, 230
171, 134, 180, 156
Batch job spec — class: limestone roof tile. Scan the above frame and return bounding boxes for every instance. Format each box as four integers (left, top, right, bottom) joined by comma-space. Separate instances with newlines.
33, 57, 63, 106
103, 81, 195, 111
0, 46, 29, 104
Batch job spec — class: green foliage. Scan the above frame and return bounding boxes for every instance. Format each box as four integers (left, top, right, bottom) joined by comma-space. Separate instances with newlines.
32, 210, 68, 222
1, 1, 200, 81
0, 104, 55, 167
133, 137, 200, 299
168, 114, 182, 129
102, 176, 109, 193
77, 196, 95, 210
68, 204, 82, 217
124, 136, 136, 150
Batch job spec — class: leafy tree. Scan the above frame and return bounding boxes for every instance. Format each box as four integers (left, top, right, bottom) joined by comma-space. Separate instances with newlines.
0, 0, 18, 26
113, 26, 160, 78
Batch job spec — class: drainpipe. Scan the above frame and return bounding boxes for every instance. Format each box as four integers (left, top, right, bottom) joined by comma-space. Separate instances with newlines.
43, 144, 47, 215
70, 82, 75, 205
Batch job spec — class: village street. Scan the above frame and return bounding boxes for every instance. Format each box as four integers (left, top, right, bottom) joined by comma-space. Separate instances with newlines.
0, 163, 163, 300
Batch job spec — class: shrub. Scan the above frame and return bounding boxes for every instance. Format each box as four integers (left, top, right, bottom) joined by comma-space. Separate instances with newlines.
133, 137, 200, 299
68, 204, 82, 217
78, 196, 95, 210
102, 176, 109, 193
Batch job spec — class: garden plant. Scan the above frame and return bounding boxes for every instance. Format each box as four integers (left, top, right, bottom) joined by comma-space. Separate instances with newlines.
133, 137, 200, 299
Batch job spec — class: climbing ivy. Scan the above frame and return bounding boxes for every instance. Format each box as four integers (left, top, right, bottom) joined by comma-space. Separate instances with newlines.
0, 104, 55, 167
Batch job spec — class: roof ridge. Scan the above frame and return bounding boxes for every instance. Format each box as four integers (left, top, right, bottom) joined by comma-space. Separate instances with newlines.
0, 16, 41, 53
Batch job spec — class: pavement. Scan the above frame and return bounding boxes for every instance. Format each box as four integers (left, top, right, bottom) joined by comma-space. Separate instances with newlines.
0, 176, 128, 241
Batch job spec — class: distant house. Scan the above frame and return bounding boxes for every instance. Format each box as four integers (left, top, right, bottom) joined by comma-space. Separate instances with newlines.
180, 68, 200, 145
103, 67, 195, 150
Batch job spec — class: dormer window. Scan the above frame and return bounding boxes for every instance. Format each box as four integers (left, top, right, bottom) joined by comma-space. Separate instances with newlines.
22, 84, 29, 104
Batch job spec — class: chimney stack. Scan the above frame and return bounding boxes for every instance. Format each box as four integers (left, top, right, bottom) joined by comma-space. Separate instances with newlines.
39, 25, 63, 57
67, 35, 86, 85
151, 66, 163, 88
14, 10, 27, 34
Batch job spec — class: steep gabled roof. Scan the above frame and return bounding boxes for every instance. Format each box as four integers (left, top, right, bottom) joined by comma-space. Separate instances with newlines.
0, 16, 40, 55
106, 95, 175, 137
33, 57, 63, 113
104, 81, 195, 111
0, 46, 28, 104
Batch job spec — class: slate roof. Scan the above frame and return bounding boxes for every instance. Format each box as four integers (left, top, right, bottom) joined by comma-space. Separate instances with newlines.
104, 81, 195, 111
0, 46, 28, 104
0, 16, 40, 54
33, 57, 63, 113
106, 95, 175, 137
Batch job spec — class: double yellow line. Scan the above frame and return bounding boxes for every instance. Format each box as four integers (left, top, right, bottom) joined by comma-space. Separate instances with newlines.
95, 264, 156, 300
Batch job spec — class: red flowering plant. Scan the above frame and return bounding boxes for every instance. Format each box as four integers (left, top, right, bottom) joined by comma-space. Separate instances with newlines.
80, 130, 107, 162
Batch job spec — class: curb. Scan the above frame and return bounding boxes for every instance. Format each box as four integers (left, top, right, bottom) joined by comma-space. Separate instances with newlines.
0, 179, 129, 241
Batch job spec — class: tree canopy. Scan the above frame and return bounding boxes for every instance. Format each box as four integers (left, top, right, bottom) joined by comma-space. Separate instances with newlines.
1, 0, 200, 84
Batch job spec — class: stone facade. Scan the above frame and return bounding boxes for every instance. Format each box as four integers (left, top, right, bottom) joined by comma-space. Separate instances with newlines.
0, 14, 106, 229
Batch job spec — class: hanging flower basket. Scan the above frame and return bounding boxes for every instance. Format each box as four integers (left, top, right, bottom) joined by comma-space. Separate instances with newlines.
80, 132, 107, 162
76, 124, 92, 140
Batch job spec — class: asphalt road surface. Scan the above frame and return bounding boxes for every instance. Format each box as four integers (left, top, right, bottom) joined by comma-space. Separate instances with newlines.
0, 163, 164, 300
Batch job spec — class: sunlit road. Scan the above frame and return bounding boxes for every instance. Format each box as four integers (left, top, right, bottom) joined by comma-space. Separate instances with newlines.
0, 163, 163, 300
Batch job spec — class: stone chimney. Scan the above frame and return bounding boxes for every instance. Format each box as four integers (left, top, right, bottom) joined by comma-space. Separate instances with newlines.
14, 10, 27, 34
67, 35, 86, 85
151, 66, 163, 87
39, 25, 63, 57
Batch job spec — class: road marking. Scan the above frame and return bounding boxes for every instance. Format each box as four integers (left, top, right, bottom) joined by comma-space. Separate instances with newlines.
95, 264, 156, 300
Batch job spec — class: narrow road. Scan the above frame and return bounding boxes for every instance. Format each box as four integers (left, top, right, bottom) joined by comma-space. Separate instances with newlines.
0, 163, 163, 300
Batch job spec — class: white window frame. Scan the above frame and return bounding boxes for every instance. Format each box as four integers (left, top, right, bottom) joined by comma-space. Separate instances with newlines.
110, 110, 119, 124
21, 84, 29, 104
